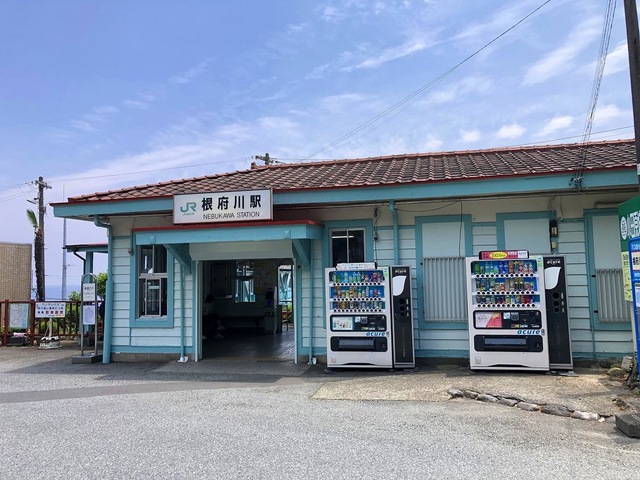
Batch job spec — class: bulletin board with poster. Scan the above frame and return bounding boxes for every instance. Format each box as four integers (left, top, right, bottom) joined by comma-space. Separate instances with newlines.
9, 303, 30, 330
253, 260, 277, 294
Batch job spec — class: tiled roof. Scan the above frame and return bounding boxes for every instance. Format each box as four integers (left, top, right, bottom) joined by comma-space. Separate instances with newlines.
68, 139, 636, 203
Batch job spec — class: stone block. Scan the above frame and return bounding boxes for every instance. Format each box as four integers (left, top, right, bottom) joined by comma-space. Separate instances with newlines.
477, 393, 498, 403
541, 404, 572, 417
517, 402, 540, 412
571, 411, 600, 421
499, 398, 519, 407
616, 414, 640, 438
447, 389, 463, 398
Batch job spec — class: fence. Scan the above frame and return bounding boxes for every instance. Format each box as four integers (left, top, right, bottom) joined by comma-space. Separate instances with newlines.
0, 300, 101, 346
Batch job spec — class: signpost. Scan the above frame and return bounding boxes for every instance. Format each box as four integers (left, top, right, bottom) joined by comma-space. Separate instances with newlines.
72, 273, 102, 364
37, 301, 65, 349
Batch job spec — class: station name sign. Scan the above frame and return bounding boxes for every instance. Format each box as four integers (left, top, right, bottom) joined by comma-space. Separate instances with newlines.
173, 189, 272, 225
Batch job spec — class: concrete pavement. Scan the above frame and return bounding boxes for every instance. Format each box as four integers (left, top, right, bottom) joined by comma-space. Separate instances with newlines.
1, 343, 638, 422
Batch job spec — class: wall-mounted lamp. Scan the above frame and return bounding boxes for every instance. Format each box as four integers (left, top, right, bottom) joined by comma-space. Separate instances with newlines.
549, 219, 558, 238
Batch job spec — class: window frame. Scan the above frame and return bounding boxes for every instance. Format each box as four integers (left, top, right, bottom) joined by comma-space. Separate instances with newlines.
130, 244, 174, 328
330, 228, 366, 266
234, 260, 256, 303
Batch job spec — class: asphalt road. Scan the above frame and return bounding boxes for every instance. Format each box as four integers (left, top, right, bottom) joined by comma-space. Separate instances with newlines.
2, 379, 640, 479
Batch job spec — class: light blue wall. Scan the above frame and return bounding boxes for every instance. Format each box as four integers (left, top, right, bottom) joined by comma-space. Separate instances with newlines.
101, 197, 634, 362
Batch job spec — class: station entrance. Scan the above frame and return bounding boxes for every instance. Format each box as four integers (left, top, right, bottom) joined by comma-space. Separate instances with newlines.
199, 259, 294, 362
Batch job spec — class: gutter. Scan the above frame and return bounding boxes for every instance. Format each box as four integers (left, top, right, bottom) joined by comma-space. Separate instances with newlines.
178, 267, 188, 362
93, 215, 114, 364
389, 200, 400, 265
308, 245, 315, 365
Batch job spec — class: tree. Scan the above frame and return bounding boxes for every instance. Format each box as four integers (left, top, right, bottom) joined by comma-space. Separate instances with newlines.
96, 272, 108, 300
26, 209, 45, 301
68, 290, 81, 302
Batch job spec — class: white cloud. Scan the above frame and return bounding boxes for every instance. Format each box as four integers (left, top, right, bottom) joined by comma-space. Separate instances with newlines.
71, 120, 98, 133
286, 22, 309, 34
257, 116, 301, 135
461, 130, 481, 142
592, 103, 629, 126
169, 58, 212, 85
93, 106, 119, 114
319, 93, 367, 112
496, 124, 525, 139
454, 2, 535, 46
537, 115, 573, 137
421, 134, 443, 152
347, 39, 429, 70
523, 17, 601, 86
123, 100, 149, 109
429, 76, 492, 104
321, 6, 342, 22
603, 42, 629, 77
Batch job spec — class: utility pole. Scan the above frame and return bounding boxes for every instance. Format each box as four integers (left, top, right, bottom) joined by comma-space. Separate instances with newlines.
254, 153, 274, 165
624, 0, 640, 188
35, 176, 51, 301
61, 184, 67, 300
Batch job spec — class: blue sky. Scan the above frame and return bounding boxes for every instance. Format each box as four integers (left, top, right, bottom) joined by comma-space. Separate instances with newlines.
0, 0, 634, 298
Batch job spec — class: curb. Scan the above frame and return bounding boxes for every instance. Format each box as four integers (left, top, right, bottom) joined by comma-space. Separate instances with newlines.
447, 388, 618, 424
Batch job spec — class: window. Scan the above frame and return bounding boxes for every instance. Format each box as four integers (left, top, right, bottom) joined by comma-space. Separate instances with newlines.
331, 229, 365, 265
138, 245, 168, 317
235, 260, 255, 303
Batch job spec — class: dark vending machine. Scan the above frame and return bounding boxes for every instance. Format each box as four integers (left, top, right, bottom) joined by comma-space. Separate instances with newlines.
543, 256, 573, 370
391, 266, 415, 368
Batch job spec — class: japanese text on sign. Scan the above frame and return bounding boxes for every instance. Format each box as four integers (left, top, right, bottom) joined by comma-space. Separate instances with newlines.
173, 189, 272, 224
35, 302, 66, 318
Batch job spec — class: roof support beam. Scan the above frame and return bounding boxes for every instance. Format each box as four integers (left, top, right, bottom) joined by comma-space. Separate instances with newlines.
293, 239, 311, 269
164, 244, 192, 274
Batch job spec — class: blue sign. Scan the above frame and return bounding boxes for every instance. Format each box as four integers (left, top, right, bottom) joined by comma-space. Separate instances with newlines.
627, 238, 640, 381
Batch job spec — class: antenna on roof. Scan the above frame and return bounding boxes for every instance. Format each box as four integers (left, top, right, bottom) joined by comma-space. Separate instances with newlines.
251, 153, 283, 165
253, 153, 276, 165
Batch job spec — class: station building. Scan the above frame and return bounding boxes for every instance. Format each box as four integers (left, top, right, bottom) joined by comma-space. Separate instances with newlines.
52, 139, 637, 365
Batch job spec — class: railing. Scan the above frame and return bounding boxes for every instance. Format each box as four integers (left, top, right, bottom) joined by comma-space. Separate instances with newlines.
0, 300, 89, 346
595, 268, 631, 323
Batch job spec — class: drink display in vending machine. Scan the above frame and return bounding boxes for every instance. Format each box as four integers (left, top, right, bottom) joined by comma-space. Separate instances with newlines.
326, 263, 392, 368
466, 251, 549, 371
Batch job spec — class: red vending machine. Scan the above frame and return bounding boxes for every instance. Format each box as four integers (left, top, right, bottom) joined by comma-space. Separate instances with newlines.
325, 263, 392, 368
466, 251, 549, 371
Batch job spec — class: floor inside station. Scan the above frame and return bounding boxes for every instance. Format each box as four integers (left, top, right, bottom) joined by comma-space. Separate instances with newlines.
202, 326, 295, 361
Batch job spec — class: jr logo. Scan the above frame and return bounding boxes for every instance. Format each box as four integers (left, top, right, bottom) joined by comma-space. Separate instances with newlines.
180, 202, 197, 214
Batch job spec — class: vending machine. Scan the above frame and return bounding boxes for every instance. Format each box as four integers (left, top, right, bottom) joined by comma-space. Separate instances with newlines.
390, 266, 415, 369
466, 251, 549, 371
543, 256, 573, 370
326, 263, 393, 368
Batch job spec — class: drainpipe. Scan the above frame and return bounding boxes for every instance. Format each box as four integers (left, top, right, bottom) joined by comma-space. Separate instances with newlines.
178, 267, 187, 362
308, 243, 315, 365
93, 216, 113, 364
389, 200, 400, 265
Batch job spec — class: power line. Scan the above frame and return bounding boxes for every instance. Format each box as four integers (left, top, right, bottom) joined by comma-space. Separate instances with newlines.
274, 125, 634, 163
0, 156, 251, 204
571, 0, 617, 190
303, 0, 552, 160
